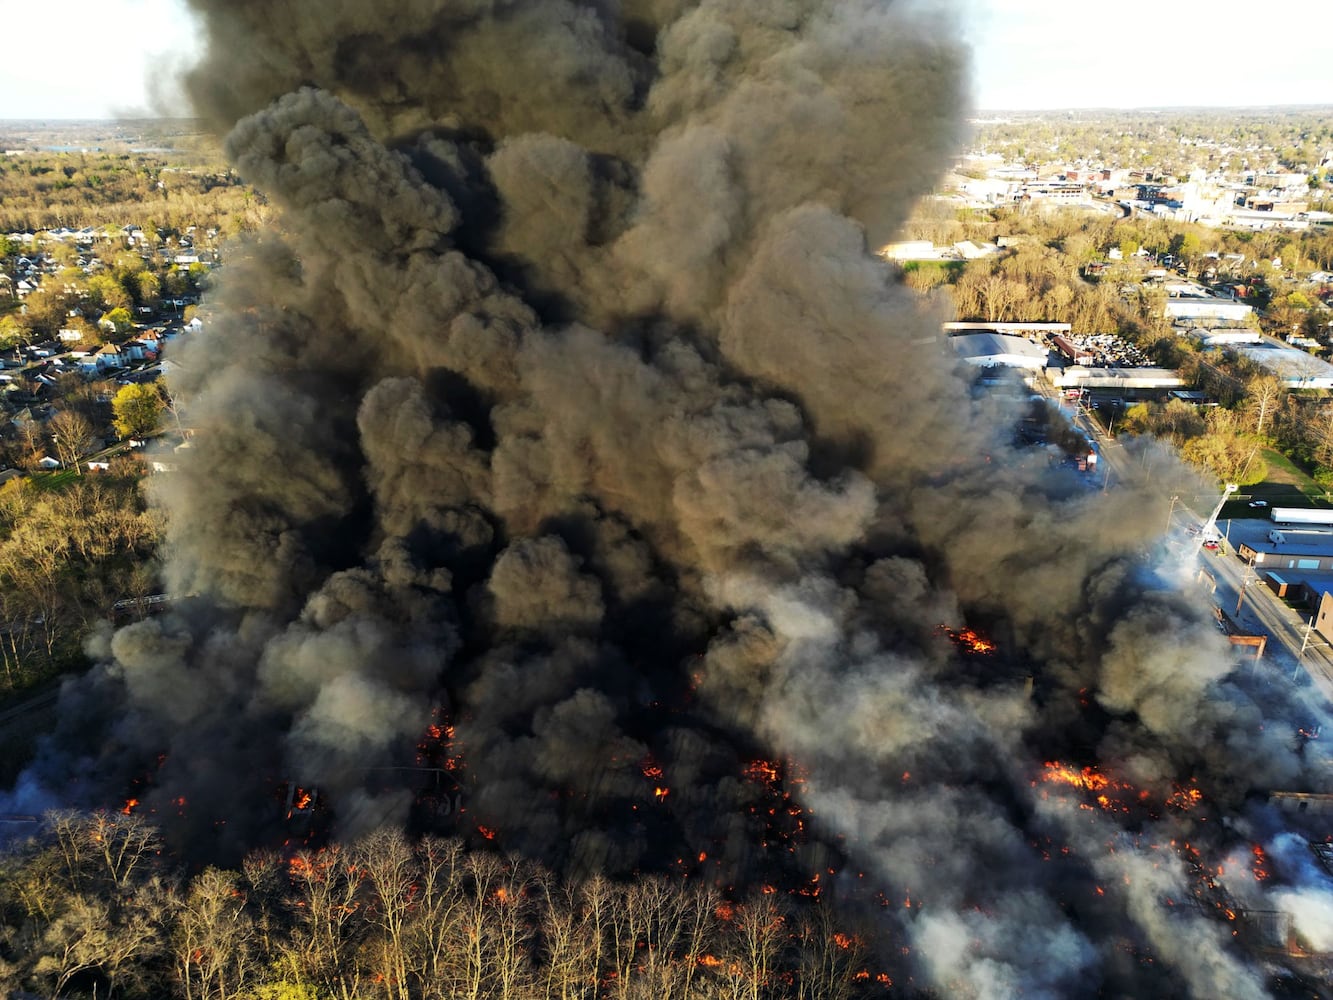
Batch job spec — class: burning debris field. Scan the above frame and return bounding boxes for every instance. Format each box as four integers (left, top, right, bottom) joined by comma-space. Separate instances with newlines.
5, 0, 1333, 996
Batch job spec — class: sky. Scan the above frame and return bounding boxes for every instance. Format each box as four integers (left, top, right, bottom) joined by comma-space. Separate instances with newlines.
0, 0, 1331, 119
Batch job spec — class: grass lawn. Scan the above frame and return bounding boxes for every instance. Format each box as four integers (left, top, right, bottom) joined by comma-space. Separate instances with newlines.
28, 469, 79, 492
1221, 448, 1331, 519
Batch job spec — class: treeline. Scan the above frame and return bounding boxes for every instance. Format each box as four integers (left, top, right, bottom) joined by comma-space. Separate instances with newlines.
1123, 367, 1333, 489
972, 109, 1333, 179
0, 153, 266, 237
0, 814, 901, 1000
0, 474, 159, 694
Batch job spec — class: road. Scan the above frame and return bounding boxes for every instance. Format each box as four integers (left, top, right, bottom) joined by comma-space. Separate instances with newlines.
1168, 511, 1333, 707
0, 686, 58, 728
1032, 381, 1136, 490
1030, 380, 1330, 698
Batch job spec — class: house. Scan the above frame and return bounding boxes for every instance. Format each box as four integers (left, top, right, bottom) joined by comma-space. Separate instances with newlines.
94, 343, 126, 370
184, 316, 203, 333
36, 456, 61, 470
85, 460, 111, 473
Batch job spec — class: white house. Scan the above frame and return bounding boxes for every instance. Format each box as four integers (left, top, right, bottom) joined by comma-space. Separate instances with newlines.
94, 344, 126, 370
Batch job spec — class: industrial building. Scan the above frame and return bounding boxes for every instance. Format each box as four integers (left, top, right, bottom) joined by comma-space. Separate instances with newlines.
1233, 340, 1333, 390
1195, 329, 1262, 348
1237, 528, 1333, 573
1164, 298, 1254, 324
942, 322, 1071, 338
949, 333, 1049, 369
1049, 366, 1185, 390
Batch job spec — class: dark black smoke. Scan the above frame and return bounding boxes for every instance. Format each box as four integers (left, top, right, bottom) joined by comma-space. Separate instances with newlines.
9, 1, 1333, 996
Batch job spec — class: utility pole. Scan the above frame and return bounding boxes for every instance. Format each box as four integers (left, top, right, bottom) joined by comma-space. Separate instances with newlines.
1166, 494, 1179, 533
1295, 617, 1330, 681
1235, 559, 1255, 616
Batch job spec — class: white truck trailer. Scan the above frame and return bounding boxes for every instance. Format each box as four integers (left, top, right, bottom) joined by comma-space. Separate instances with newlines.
1270, 507, 1333, 526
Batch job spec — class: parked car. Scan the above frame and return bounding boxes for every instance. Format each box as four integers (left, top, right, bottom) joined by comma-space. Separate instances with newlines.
1249, 500, 1268, 507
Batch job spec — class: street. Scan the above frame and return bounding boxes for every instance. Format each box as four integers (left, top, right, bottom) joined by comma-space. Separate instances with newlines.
1168, 511, 1333, 707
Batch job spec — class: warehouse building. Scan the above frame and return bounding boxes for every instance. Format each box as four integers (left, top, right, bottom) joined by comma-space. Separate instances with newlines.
949, 333, 1050, 369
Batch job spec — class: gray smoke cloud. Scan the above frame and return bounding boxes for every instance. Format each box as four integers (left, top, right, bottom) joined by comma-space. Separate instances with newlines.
10, 0, 1333, 996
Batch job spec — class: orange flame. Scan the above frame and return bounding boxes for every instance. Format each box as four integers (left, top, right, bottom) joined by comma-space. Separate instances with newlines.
1166, 785, 1203, 810
744, 759, 782, 784
477, 825, 497, 841
121, 798, 139, 815
1040, 761, 1111, 791
936, 624, 997, 654
1251, 845, 1270, 881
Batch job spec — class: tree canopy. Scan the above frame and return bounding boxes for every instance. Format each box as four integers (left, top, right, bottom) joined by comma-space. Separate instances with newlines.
111, 383, 165, 440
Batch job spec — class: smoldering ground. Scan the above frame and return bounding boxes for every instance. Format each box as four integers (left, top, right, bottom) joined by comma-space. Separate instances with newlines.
8, 1, 1333, 996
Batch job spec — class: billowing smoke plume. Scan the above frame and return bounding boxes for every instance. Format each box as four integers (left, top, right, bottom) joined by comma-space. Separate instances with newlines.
12, 1, 1333, 996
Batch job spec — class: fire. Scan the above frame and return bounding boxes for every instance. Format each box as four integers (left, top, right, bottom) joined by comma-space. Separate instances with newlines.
832, 932, 858, 950
416, 716, 465, 773
744, 759, 782, 784
1038, 761, 1205, 819
1251, 845, 1270, 881
936, 624, 997, 654
654, 787, 670, 800
1039, 762, 1111, 792
1166, 784, 1203, 810
477, 825, 497, 841
121, 798, 139, 815
697, 954, 722, 968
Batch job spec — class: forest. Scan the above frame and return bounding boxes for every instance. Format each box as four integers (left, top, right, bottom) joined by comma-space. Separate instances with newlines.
0, 815, 900, 1000
0, 149, 263, 237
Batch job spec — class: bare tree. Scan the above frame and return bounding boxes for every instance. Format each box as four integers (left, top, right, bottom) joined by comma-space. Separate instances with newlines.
794, 905, 865, 1000
1243, 375, 1285, 438
354, 827, 417, 1000
174, 866, 258, 1000
407, 836, 468, 1000
49, 409, 95, 475
286, 845, 368, 1000
720, 891, 786, 1000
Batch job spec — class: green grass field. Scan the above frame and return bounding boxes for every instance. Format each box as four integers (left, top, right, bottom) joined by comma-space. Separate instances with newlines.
1220, 448, 1332, 518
